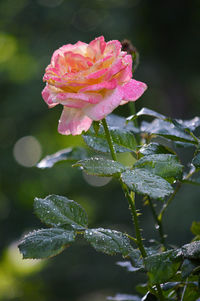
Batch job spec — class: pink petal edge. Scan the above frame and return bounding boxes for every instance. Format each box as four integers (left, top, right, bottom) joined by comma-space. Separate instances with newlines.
119, 79, 147, 101
41, 85, 59, 108
58, 107, 92, 135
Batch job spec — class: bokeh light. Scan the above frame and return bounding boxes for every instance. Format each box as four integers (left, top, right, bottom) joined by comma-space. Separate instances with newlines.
0, 33, 17, 64
7, 242, 44, 275
6, 53, 38, 83
13, 136, 42, 167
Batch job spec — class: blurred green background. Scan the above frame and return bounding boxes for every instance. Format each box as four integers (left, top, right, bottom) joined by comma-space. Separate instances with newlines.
0, 0, 200, 300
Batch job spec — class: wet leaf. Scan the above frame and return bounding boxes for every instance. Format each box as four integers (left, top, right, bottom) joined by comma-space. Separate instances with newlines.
144, 249, 182, 284
107, 294, 141, 301
139, 143, 175, 156
128, 107, 200, 132
73, 157, 126, 177
107, 114, 139, 132
181, 259, 200, 278
84, 228, 132, 256
116, 261, 142, 272
141, 119, 196, 145
93, 120, 101, 135
133, 154, 183, 180
183, 170, 200, 186
182, 241, 200, 259
141, 292, 157, 301
18, 228, 75, 259
135, 283, 148, 296
34, 195, 88, 230
127, 107, 166, 121
121, 169, 173, 199
192, 152, 200, 168
37, 147, 88, 168
191, 221, 200, 236
181, 281, 200, 301
161, 282, 181, 291
83, 127, 137, 153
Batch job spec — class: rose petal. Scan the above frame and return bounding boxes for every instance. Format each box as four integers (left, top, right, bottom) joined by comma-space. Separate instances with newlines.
79, 78, 117, 92
51, 41, 88, 66
116, 55, 133, 83
104, 40, 122, 57
119, 79, 147, 101
104, 57, 126, 81
42, 84, 59, 108
83, 87, 123, 120
83, 79, 147, 120
86, 68, 108, 79
88, 36, 106, 60
59, 99, 86, 108
57, 92, 102, 104
58, 107, 92, 135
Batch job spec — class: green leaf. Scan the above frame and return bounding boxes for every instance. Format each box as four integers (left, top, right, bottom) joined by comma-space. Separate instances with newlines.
84, 228, 132, 256
107, 114, 139, 133
128, 248, 144, 269
34, 195, 88, 230
141, 119, 196, 145
117, 248, 144, 272
182, 241, 200, 259
181, 281, 200, 301
181, 259, 200, 278
133, 154, 183, 180
135, 283, 148, 296
182, 169, 200, 186
117, 247, 161, 273
192, 152, 200, 168
128, 107, 200, 132
83, 127, 137, 153
93, 121, 100, 135
141, 292, 157, 301
161, 282, 181, 291
139, 142, 176, 156
107, 294, 141, 301
116, 260, 142, 272
37, 147, 88, 169
18, 228, 76, 259
144, 249, 182, 284
191, 221, 200, 236
121, 169, 173, 199
179, 116, 200, 131
73, 158, 126, 177
127, 107, 166, 121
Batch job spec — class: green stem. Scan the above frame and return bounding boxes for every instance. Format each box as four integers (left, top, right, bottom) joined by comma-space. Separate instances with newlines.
129, 102, 139, 128
102, 118, 146, 257
102, 117, 164, 299
124, 189, 147, 258
185, 129, 200, 144
102, 119, 117, 161
126, 234, 137, 245
148, 197, 166, 249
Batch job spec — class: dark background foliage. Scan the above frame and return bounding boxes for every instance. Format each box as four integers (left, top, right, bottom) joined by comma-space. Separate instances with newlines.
0, 0, 200, 300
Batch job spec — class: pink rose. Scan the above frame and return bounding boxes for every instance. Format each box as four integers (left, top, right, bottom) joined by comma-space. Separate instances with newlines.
42, 36, 147, 135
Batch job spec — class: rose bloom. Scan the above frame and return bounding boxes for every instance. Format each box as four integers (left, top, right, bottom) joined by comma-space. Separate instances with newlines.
42, 36, 147, 135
